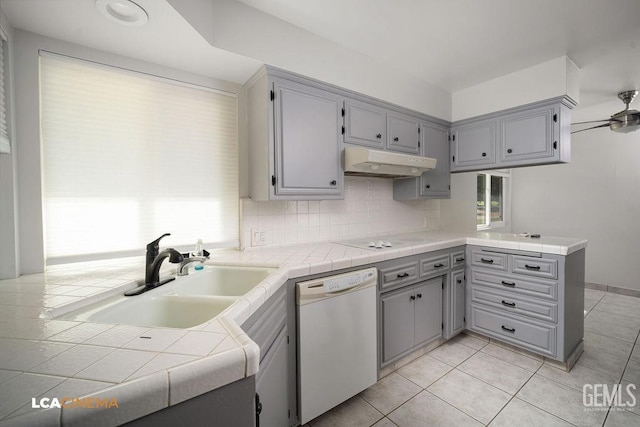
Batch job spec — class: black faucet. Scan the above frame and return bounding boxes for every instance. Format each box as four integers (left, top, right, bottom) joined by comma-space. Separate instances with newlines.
125, 233, 184, 296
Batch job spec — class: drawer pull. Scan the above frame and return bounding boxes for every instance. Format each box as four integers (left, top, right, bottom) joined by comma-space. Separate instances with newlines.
501, 281, 516, 287
416, 293, 422, 299
434, 263, 445, 268
501, 300, 516, 307
501, 325, 516, 333
525, 264, 541, 270
455, 257, 465, 262
397, 272, 410, 278
456, 279, 462, 284
410, 295, 416, 301
480, 258, 494, 264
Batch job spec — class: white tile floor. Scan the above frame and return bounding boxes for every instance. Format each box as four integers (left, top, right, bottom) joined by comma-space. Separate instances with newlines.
306, 289, 640, 426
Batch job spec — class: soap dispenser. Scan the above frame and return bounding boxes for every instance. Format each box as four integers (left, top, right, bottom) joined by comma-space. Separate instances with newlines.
194, 239, 204, 270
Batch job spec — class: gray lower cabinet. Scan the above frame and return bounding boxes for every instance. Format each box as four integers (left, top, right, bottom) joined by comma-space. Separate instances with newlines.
242, 285, 296, 427
255, 325, 289, 427
380, 277, 442, 366
393, 122, 450, 200
465, 245, 584, 362
449, 269, 466, 338
450, 97, 574, 173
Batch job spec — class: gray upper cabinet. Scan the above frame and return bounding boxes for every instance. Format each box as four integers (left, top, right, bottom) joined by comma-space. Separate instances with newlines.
273, 80, 343, 198
344, 99, 386, 149
420, 124, 450, 197
499, 104, 559, 164
387, 112, 420, 154
451, 120, 496, 169
450, 97, 574, 173
393, 122, 450, 200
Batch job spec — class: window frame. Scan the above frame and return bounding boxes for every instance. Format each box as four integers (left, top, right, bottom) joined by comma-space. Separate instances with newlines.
38, 51, 240, 265
0, 26, 11, 154
477, 169, 511, 231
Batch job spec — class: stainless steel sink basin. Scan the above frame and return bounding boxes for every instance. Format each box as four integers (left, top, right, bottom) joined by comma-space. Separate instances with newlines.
56, 265, 276, 329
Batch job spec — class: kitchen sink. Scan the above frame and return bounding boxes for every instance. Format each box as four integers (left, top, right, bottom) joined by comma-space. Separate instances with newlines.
172, 266, 275, 296
56, 265, 276, 329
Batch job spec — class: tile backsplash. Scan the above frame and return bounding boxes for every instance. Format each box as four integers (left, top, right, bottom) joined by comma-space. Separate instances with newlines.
240, 177, 441, 248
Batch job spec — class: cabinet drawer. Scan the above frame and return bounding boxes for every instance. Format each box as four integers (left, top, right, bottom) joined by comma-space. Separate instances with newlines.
512, 256, 558, 279
450, 250, 466, 268
470, 269, 557, 301
380, 261, 419, 291
471, 286, 558, 323
419, 254, 449, 278
470, 304, 556, 357
470, 250, 508, 271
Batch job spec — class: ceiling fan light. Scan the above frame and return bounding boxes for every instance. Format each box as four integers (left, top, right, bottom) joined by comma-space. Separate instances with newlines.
609, 110, 640, 133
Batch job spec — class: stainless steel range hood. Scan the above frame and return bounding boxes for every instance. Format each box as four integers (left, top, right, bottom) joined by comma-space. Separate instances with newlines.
344, 146, 436, 178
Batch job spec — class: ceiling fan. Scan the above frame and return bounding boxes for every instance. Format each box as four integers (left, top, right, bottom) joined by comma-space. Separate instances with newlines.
571, 90, 640, 134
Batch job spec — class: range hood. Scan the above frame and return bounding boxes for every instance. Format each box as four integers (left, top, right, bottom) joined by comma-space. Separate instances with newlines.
344, 146, 436, 178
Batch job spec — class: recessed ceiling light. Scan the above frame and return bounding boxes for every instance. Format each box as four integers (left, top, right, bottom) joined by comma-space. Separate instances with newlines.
96, 0, 148, 27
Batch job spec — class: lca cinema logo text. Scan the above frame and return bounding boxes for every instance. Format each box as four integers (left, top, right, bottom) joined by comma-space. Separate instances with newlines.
583, 383, 637, 411
32, 397, 119, 409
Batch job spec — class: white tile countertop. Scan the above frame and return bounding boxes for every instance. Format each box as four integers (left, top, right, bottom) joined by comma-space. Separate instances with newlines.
0, 231, 587, 426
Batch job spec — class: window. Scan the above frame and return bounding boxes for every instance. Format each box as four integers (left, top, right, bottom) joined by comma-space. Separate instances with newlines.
39, 52, 239, 264
477, 170, 510, 230
0, 28, 10, 154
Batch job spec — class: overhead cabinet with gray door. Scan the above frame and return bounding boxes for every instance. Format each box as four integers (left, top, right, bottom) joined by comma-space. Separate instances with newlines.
343, 99, 386, 149
394, 122, 450, 200
386, 112, 420, 154
450, 97, 575, 173
246, 67, 344, 200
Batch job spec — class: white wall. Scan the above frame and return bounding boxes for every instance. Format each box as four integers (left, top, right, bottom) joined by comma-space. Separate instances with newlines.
11, 29, 247, 275
510, 100, 640, 291
167, 0, 452, 121
0, 7, 19, 279
452, 56, 580, 121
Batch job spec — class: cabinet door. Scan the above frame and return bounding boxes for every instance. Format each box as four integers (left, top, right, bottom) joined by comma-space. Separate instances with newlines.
344, 100, 386, 148
499, 105, 558, 164
381, 287, 415, 363
451, 270, 465, 337
451, 120, 496, 169
420, 123, 450, 197
413, 278, 443, 346
256, 325, 289, 427
387, 112, 420, 154
273, 80, 343, 198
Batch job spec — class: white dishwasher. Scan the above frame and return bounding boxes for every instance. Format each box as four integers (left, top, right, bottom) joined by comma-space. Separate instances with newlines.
296, 267, 378, 424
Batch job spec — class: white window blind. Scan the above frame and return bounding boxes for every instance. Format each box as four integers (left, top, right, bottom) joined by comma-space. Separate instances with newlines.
39, 52, 239, 264
0, 29, 10, 154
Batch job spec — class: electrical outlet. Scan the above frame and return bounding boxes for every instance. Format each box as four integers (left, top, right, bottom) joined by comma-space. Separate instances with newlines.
251, 229, 266, 246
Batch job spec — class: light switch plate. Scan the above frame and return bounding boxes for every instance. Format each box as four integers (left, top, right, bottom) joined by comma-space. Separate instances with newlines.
251, 229, 266, 246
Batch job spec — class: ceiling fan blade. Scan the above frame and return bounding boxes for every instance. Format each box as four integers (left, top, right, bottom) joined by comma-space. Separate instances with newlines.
571, 119, 611, 125
570, 123, 611, 134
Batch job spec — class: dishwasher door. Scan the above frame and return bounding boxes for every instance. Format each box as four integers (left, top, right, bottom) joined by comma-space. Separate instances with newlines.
296, 268, 378, 424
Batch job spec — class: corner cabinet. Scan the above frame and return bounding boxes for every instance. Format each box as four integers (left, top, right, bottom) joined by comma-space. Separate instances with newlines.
465, 245, 585, 363
247, 69, 344, 200
393, 122, 450, 200
450, 97, 574, 173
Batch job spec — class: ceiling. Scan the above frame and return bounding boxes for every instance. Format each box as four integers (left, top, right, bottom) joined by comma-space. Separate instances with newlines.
2, 0, 640, 109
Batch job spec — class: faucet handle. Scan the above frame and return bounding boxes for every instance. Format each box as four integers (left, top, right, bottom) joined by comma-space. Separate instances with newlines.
202, 249, 210, 259
147, 233, 171, 253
